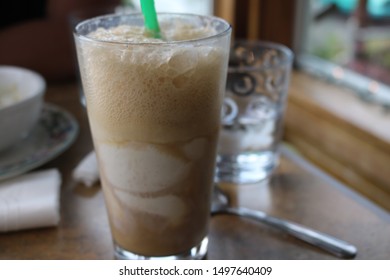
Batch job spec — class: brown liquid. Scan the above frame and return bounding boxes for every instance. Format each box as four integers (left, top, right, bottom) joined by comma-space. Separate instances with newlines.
77, 24, 228, 257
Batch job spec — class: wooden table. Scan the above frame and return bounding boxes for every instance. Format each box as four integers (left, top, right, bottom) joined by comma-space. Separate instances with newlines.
1, 82, 390, 260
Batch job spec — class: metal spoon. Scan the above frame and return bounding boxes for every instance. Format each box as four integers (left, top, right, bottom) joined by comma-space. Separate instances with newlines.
211, 186, 357, 259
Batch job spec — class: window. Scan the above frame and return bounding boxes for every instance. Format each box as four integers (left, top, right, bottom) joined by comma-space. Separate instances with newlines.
291, 0, 390, 210
295, 0, 390, 109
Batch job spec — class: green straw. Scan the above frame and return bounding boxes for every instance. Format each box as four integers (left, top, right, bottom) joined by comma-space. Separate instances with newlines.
140, 0, 161, 38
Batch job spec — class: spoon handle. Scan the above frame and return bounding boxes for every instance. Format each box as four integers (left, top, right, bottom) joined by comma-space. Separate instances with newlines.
220, 207, 357, 258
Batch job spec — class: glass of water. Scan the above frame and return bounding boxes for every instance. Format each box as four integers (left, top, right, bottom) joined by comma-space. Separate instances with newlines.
216, 41, 293, 184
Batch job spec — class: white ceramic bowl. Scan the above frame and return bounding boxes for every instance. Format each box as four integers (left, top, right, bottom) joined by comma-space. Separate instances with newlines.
0, 66, 46, 151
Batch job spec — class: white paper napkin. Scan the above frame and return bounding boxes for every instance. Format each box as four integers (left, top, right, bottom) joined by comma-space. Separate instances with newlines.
0, 169, 61, 232
72, 151, 99, 187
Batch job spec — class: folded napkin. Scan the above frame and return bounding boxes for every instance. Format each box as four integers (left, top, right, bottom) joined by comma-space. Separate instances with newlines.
72, 151, 99, 187
0, 169, 61, 232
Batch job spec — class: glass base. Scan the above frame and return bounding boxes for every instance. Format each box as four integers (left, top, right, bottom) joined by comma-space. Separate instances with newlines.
215, 151, 278, 184
114, 236, 209, 260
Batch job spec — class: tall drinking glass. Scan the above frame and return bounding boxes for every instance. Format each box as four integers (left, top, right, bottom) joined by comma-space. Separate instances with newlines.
74, 13, 231, 260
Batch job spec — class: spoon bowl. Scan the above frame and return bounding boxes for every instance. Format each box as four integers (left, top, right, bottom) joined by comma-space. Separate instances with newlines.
211, 186, 357, 259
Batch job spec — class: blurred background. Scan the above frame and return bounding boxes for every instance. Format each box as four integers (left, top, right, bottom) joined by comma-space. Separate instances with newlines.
307, 0, 390, 86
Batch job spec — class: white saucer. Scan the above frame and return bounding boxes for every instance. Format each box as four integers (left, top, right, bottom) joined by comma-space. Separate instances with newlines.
0, 103, 79, 181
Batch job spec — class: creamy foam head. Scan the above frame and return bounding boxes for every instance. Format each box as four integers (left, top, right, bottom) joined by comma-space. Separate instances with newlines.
86, 17, 219, 43
78, 21, 228, 143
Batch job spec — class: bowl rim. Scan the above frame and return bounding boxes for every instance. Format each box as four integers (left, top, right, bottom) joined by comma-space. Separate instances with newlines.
0, 65, 46, 112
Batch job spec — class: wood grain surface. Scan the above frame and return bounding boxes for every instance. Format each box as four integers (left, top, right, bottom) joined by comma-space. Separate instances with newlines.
285, 71, 390, 211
